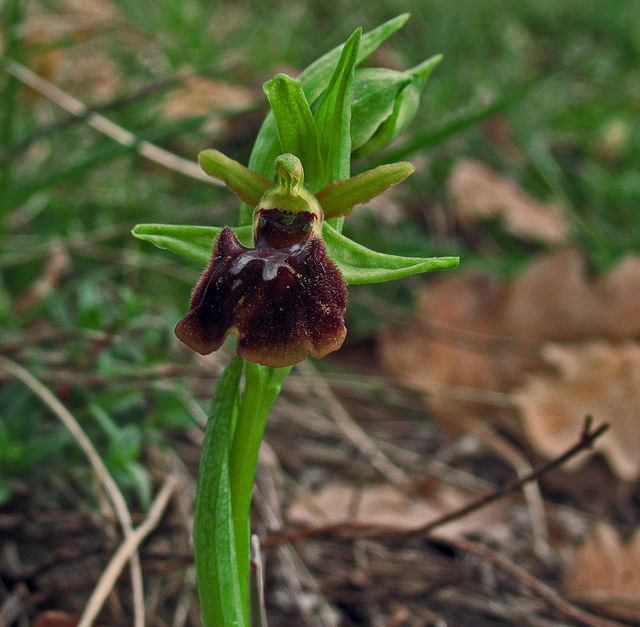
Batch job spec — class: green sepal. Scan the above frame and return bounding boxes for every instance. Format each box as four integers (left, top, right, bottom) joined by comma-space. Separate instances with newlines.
133, 221, 459, 285
313, 28, 360, 187
323, 222, 459, 284
262, 74, 322, 191
198, 150, 274, 207
316, 162, 414, 219
131, 223, 253, 262
352, 54, 442, 160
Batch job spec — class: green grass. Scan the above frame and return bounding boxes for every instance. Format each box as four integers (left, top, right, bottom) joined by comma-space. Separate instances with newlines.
1, 0, 639, 501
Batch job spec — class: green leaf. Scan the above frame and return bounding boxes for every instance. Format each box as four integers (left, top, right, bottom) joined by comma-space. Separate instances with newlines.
131, 223, 253, 263
314, 28, 360, 187
228, 362, 291, 623
198, 150, 273, 206
194, 356, 246, 627
323, 222, 459, 284
377, 71, 549, 165
352, 54, 442, 160
350, 68, 411, 151
301, 14, 410, 104
316, 162, 414, 219
247, 14, 410, 183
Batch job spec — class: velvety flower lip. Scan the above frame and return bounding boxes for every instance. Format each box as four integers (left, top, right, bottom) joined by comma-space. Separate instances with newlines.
175, 227, 347, 368
254, 208, 317, 249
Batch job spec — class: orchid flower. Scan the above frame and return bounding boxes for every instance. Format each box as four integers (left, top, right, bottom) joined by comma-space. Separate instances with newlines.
133, 16, 458, 626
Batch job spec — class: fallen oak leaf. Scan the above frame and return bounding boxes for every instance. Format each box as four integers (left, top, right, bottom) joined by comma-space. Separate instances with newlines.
287, 480, 510, 541
563, 523, 640, 622
514, 341, 640, 480
449, 159, 569, 243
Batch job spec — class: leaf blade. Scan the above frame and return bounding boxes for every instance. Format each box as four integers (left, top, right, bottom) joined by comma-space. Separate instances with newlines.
193, 356, 246, 627
247, 14, 410, 183
314, 28, 360, 187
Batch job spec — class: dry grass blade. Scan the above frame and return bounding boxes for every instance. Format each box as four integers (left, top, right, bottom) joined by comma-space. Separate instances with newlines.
78, 476, 179, 627
3, 59, 221, 185
0, 355, 146, 627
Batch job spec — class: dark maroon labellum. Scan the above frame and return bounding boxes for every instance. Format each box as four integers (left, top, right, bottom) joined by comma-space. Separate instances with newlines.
175, 227, 347, 367
255, 208, 316, 249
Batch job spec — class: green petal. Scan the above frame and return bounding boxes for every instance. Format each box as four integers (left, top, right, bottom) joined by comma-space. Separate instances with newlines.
132, 221, 458, 286
198, 150, 274, 206
323, 222, 459, 284
132, 223, 253, 263
316, 162, 414, 219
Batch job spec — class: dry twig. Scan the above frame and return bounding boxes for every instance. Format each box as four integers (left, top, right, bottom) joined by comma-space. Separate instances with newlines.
263, 417, 608, 544
435, 535, 625, 627
78, 475, 179, 627
3, 59, 221, 185
297, 361, 411, 488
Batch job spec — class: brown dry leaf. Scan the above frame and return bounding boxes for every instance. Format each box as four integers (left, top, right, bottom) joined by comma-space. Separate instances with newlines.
379, 271, 533, 411
506, 249, 640, 341
597, 255, 640, 338
514, 341, 640, 480
287, 481, 508, 540
504, 248, 601, 341
563, 523, 640, 622
161, 76, 257, 120
380, 248, 640, 478
449, 159, 569, 243
24, 0, 124, 94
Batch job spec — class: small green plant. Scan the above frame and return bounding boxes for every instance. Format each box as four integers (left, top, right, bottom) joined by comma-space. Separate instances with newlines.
134, 15, 458, 625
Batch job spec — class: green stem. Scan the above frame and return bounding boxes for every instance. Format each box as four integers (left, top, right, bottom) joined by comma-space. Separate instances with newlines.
228, 361, 291, 620
194, 357, 245, 627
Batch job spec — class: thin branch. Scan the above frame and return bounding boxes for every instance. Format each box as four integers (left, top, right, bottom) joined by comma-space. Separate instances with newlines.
3, 59, 222, 185
435, 534, 626, 627
262, 417, 609, 546
1, 74, 188, 161
78, 476, 179, 627
0, 355, 146, 627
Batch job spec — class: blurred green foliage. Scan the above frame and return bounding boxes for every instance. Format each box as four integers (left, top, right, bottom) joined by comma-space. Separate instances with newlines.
1, 0, 639, 504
